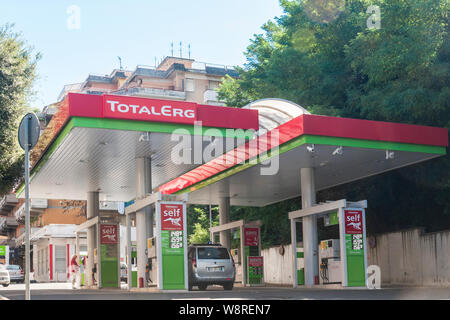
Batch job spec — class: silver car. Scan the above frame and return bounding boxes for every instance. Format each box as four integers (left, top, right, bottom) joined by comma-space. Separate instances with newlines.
188, 244, 235, 291
0, 264, 10, 287
6, 265, 24, 283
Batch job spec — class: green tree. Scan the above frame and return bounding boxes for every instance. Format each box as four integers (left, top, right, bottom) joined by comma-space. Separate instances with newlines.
0, 24, 40, 195
187, 206, 219, 244
218, 0, 450, 238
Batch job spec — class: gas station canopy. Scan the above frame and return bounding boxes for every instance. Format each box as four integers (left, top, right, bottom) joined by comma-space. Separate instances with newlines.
19, 93, 447, 206
158, 112, 448, 207
18, 93, 258, 201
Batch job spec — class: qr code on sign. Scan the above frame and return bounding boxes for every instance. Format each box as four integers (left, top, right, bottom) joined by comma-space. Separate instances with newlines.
352, 234, 363, 250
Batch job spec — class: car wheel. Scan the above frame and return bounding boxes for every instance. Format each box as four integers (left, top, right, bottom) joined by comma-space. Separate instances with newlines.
198, 284, 207, 291
2, 284, 9, 287
223, 283, 233, 291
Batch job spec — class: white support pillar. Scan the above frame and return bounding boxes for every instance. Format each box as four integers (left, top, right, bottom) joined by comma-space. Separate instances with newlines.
86, 191, 99, 288
301, 168, 319, 287
135, 157, 152, 288
219, 196, 231, 250
291, 217, 298, 288
126, 212, 132, 290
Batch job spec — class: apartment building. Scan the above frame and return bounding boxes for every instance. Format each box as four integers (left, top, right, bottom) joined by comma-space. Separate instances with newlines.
57, 56, 237, 106
1, 55, 237, 282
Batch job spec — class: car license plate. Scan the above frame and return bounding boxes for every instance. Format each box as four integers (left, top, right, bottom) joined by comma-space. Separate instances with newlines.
207, 266, 224, 272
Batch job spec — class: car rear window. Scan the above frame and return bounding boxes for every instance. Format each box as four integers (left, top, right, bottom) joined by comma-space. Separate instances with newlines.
197, 247, 230, 260
7, 265, 21, 270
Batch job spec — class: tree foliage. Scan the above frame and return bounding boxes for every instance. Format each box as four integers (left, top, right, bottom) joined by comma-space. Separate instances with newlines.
0, 24, 40, 195
187, 205, 219, 244
217, 0, 450, 240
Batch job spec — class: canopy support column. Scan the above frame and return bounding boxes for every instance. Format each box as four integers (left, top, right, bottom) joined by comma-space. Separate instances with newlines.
86, 191, 99, 288
135, 157, 152, 288
301, 167, 319, 287
219, 196, 231, 250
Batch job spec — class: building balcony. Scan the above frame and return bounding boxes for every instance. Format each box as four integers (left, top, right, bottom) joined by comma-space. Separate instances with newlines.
14, 199, 48, 222
0, 217, 18, 236
0, 194, 19, 215
203, 89, 225, 106
114, 87, 186, 100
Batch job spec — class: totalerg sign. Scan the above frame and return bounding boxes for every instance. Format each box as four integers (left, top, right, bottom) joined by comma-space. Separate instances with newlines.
103, 95, 197, 124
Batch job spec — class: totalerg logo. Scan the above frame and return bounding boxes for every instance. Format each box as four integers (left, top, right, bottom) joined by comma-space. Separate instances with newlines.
106, 100, 195, 119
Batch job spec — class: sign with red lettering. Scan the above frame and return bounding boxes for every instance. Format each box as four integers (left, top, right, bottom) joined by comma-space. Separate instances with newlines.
244, 228, 259, 247
344, 209, 364, 234
160, 203, 184, 231
248, 256, 263, 267
103, 95, 197, 125
100, 224, 118, 244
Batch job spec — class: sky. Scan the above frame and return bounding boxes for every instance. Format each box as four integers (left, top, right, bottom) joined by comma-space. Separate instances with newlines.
0, 0, 284, 109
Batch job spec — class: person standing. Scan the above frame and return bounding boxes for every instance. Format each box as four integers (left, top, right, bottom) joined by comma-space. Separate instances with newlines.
70, 254, 80, 289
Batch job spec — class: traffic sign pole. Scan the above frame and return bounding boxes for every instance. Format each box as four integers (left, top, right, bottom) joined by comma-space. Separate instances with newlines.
24, 116, 31, 300
18, 113, 40, 301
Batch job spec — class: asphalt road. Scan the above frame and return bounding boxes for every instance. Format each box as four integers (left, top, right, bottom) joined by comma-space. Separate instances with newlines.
1, 283, 450, 300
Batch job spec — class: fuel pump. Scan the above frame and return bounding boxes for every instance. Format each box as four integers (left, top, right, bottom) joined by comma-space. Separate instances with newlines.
230, 248, 240, 264
147, 237, 157, 285
318, 239, 341, 284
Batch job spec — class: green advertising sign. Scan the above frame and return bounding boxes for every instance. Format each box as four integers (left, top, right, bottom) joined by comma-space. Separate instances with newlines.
0, 245, 5, 257
99, 224, 119, 288
344, 209, 366, 287
247, 256, 264, 285
159, 202, 186, 290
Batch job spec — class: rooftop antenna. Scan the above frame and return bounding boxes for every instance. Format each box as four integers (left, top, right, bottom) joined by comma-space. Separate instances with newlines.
154, 56, 157, 67
188, 44, 191, 59
179, 41, 182, 58
171, 42, 174, 57
117, 56, 123, 70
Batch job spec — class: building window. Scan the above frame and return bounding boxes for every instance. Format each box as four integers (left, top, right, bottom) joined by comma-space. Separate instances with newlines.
209, 80, 220, 90
185, 78, 195, 92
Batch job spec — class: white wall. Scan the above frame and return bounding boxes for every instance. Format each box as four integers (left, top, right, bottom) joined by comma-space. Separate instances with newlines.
260, 228, 450, 287
367, 228, 450, 287
261, 244, 294, 285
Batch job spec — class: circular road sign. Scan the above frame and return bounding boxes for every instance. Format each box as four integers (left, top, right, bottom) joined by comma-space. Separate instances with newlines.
18, 113, 40, 150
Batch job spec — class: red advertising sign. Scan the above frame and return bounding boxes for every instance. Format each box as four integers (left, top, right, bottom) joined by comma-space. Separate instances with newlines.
344, 209, 364, 234
100, 224, 118, 244
244, 228, 259, 247
248, 256, 263, 267
160, 203, 184, 231
103, 95, 197, 125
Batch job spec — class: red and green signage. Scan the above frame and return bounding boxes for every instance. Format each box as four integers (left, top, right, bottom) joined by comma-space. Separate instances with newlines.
343, 209, 366, 287
103, 95, 197, 125
247, 256, 264, 285
157, 201, 187, 290
99, 224, 119, 288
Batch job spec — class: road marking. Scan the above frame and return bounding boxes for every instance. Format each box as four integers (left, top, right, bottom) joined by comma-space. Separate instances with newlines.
0, 295, 10, 300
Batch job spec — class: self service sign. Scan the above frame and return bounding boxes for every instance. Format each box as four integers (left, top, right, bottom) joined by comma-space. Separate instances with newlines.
156, 201, 188, 290
342, 208, 367, 287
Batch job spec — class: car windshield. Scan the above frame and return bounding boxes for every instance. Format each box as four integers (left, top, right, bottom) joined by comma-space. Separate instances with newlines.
197, 247, 230, 260
7, 265, 21, 270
